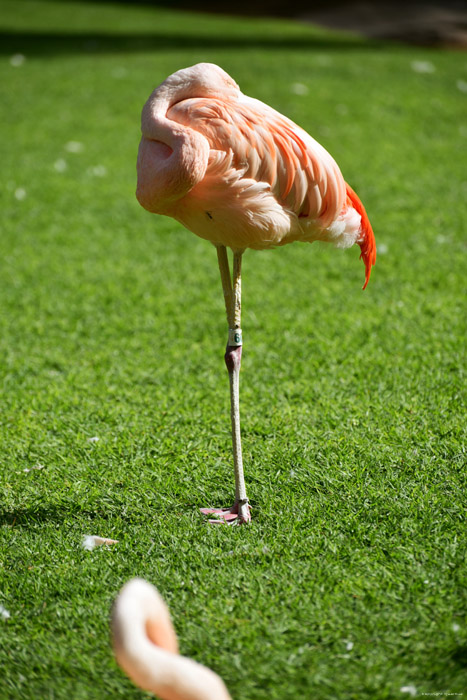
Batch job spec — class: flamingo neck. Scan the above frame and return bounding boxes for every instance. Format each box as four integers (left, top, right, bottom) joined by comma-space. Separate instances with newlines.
136, 64, 241, 215
112, 579, 232, 700
136, 86, 209, 214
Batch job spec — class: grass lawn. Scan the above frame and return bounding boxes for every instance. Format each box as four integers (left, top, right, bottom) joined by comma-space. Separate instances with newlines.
0, 1, 466, 698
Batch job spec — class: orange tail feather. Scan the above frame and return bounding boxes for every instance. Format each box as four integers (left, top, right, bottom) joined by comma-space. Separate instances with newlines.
345, 183, 376, 290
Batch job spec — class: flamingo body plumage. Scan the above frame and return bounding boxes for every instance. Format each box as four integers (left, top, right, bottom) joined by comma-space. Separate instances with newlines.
136, 63, 376, 523
137, 63, 375, 283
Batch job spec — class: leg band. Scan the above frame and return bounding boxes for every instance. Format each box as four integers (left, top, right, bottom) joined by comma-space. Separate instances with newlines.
228, 328, 242, 347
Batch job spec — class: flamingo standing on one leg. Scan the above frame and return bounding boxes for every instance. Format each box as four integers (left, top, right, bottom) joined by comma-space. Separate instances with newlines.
136, 63, 376, 524
112, 578, 233, 700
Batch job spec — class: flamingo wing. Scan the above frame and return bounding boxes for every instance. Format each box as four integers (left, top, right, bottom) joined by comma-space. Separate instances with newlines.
167, 94, 346, 230
165, 84, 374, 286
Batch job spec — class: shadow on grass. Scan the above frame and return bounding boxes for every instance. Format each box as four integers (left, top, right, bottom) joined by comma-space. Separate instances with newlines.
0, 29, 382, 57
0, 504, 115, 528
450, 644, 467, 668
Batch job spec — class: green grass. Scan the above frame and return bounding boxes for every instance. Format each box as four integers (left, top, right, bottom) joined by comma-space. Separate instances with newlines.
0, 1, 466, 698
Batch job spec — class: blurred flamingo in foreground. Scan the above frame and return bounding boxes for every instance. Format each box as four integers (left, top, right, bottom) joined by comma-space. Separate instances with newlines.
136, 63, 376, 524
112, 578, 232, 700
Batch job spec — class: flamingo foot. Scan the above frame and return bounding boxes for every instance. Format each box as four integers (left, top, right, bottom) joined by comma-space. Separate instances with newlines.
200, 500, 251, 525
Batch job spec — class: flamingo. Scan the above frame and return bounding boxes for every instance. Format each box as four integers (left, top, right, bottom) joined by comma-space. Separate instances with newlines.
136, 63, 376, 524
112, 578, 232, 700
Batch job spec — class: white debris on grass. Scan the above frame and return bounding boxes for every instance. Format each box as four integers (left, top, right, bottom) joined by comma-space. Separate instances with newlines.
16, 464, 45, 474
112, 67, 128, 79
400, 685, 417, 697
10, 54, 25, 67
456, 80, 467, 93
82, 535, 118, 551
410, 60, 435, 74
452, 622, 461, 632
315, 54, 332, 66
87, 436, 100, 443
345, 640, 354, 651
14, 188, 26, 201
54, 158, 67, 173
65, 141, 84, 153
0, 605, 11, 620
88, 165, 107, 177
377, 242, 388, 255
291, 82, 309, 95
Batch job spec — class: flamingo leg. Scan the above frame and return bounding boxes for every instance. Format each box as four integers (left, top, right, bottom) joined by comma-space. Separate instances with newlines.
200, 246, 251, 524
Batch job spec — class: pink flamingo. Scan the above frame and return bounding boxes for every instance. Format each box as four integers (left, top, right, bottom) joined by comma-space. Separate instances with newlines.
136, 63, 376, 524
112, 578, 232, 700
